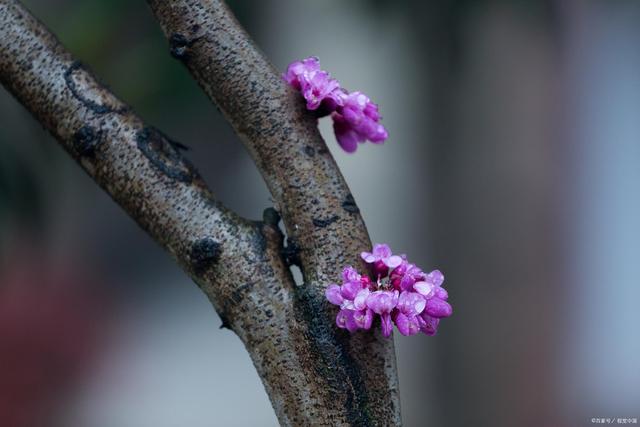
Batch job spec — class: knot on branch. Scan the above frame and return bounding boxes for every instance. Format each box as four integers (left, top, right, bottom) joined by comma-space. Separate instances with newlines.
342, 194, 360, 214
169, 33, 201, 61
190, 237, 222, 275
262, 207, 281, 227
217, 311, 232, 330
312, 214, 340, 228
281, 237, 301, 267
72, 125, 103, 157
136, 127, 196, 183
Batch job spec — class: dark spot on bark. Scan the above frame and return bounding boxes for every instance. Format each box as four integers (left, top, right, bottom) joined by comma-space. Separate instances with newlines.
190, 237, 221, 275
72, 125, 103, 157
169, 33, 202, 60
191, 24, 201, 33
281, 237, 301, 267
169, 34, 189, 59
262, 207, 281, 227
313, 215, 339, 228
64, 61, 126, 114
136, 127, 196, 183
304, 145, 315, 157
342, 194, 360, 214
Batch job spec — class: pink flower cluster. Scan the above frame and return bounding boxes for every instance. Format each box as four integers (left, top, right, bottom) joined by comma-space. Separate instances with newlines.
283, 57, 388, 153
325, 244, 452, 337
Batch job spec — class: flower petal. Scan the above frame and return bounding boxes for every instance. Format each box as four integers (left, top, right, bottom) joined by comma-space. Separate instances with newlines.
413, 281, 435, 298
397, 290, 426, 316
435, 287, 448, 301
337, 309, 359, 332
353, 308, 373, 330
360, 252, 376, 264
395, 312, 421, 336
372, 243, 392, 258
366, 290, 399, 314
381, 312, 393, 338
394, 312, 411, 336
362, 308, 373, 330
341, 266, 360, 284
426, 269, 444, 287
425, 298, 453, 318
340, 280, 360, 301
419, 313, 440, 336
336, 310, 349, 329
384, 255, 403, 268
353, 288, 370, 310
333, 115, 361, 153
400, 275, 416, 292
325, 284, 344, 305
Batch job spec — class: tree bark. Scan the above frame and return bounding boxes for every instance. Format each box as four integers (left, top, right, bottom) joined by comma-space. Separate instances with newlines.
0, 0, 401, 425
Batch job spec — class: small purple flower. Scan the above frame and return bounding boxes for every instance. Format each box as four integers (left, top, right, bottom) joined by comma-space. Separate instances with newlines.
361, 243, 403, 278
413, 269, 444, 297
342, 265, 361, 285
325, 244, 451, 338
336, 303, 374, 332
326, 266, 373, 332
393, 291, 426, 336
435, 287, 448, 301
417, 312, 440, 336
424, 297, 453, 318
336, 309, 358, 332
283, 57, 389, 152
283, 56, 343, 113
413, 269, 452, 320
366, 290, 399, 337
332, 92, 388, 153
300, 72, 343, 111
283, 57, 321, 91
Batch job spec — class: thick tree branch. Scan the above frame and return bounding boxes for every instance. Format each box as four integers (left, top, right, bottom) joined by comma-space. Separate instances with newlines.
0, 1, 322, 423
1, 0, 402, 424
146, 1, 402, 426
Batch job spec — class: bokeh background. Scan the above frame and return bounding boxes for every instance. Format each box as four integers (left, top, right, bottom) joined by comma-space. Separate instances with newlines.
1, 0, 639, 426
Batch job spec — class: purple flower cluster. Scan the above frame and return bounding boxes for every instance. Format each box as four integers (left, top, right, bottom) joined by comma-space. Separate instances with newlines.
325, 244, 452, 337
283, 57, 388, 153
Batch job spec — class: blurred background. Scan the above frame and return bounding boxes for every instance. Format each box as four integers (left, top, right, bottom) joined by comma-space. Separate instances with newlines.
1, 0, 639, 426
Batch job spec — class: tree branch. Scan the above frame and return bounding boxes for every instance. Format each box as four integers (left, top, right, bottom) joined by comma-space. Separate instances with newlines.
1, 0, 402, 424
146, 2, 401, 425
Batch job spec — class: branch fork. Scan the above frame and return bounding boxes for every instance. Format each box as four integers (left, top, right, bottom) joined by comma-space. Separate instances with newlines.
0, 0, 401, 424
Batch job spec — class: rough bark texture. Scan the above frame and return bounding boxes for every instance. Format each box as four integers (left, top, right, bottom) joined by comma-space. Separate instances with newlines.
0, 0, 401, 425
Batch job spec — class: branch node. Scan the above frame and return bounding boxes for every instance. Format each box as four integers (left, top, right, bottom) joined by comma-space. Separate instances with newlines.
190, 237, 222, 275
341, 194, 360, 214
72, 125, 104, 157
169, 33, 201, 61
312, 215, 340, 228
281, 237, 301, 267
304, 145, 315, 157
218, 312, 232, 330
262, 207, 281, 227
136, 127, 196, 183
